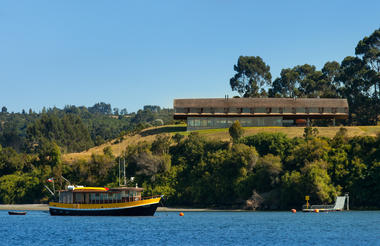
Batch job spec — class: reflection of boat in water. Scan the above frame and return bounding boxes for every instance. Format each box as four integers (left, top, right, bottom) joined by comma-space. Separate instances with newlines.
8, 211, 27, 215
49, 185, 162, 216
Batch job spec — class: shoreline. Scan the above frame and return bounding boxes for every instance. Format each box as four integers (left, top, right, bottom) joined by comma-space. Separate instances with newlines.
0, 204, 248, 212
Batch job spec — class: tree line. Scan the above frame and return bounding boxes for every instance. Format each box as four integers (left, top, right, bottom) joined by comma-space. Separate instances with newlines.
1, 124, 380, 210
0, 103, 175, 153
230, 28, 380, 125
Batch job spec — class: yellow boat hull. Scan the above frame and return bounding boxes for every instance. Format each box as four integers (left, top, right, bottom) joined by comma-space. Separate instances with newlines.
49, 197, 161, 216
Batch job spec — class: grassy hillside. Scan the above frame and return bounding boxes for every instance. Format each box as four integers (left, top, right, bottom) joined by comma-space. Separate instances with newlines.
63, 125, 380, 162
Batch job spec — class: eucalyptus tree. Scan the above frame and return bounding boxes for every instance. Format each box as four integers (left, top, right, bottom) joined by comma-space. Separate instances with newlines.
230, 56, 272, 97
337, 56, 376, 124
355, 28, 380, 123
355, 28, 380, 99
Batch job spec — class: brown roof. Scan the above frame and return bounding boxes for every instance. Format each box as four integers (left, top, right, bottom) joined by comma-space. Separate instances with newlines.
174, 98, 348, 108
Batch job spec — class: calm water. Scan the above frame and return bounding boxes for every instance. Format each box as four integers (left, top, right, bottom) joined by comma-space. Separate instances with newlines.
1, 210, 380, 246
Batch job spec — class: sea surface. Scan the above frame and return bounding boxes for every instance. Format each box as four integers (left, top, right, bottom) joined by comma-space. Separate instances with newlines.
1, 210, 380, 246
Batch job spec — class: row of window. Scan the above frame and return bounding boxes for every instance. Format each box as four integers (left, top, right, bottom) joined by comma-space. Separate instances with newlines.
187, 117, 283, 128
176, 107, 348, 114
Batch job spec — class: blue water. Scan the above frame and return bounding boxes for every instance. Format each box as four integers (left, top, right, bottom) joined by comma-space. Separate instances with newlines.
1, 210, 380, 246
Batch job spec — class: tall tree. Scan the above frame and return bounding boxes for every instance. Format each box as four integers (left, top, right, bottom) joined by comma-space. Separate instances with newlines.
270, 68, 299, 97
270, 63, 341, 98
1, 106, 7, 114
321, 61, 341, 98
355, 28, 380, 123
355, 28, 380, 97
229, 120, 244, 143
337, 56, 376, 124
230, 56, 272, 97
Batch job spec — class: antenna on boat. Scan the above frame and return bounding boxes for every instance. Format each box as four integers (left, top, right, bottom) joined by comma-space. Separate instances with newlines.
61, 176, 71, 185
43, 184, 55, 196
118, 158, 121, 186
118, 157, 127, 186
123, 158, 127, 186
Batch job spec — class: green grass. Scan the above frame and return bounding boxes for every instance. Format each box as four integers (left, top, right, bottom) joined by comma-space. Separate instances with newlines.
63, 124, 380, 162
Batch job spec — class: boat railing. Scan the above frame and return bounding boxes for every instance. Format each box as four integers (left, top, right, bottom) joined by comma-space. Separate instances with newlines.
70, 195, 162, 205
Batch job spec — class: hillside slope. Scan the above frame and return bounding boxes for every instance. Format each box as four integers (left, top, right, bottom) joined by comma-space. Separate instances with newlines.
63, 125, 380, 162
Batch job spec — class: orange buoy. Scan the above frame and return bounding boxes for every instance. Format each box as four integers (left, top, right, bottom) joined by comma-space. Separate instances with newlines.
314, 209, 319, 213
179, 212, 184, 216
291, 209, 296, 213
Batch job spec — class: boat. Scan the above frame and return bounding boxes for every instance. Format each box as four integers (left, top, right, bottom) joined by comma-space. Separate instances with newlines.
302, 195, 349, 212
49, 185, 162, 216
8, 211, 27, 215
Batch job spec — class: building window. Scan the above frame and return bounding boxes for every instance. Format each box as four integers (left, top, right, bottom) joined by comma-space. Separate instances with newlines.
319, 107, 324, 113
190, 108, 201, 113
194, 119, 201, 127
284, 108, 292, 113
305, 107, 309, 114
266, 108, 272, 113
279, 108, 283, 114
224, 108, 229, 114
309, 107, 318, 113
255, 108, 266, 113
242, 108, 250, 113
296, 107, 305, 113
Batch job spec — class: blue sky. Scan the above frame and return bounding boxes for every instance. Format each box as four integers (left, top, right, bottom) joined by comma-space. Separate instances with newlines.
1, 1, 379, 113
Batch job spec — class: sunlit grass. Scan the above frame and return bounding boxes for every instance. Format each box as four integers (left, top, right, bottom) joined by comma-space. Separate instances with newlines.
63, 124, 380, 163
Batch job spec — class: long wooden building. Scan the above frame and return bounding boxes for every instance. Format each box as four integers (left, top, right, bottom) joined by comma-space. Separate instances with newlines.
173, 97, 349, 130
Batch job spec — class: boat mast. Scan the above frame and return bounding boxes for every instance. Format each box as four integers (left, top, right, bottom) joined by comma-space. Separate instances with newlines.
118, 158, 127, 186
118, 158, 121, 187
123, 158, 127, 186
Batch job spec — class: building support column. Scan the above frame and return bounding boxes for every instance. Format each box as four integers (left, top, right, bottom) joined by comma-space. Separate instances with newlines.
307, 118, 310, 127
333, 118, 336, 126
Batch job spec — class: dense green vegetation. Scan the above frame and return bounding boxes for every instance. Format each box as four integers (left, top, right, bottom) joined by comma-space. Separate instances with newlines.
2, 126, 380, 210
230, 28, 380, 125
0, 103, 174, 153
